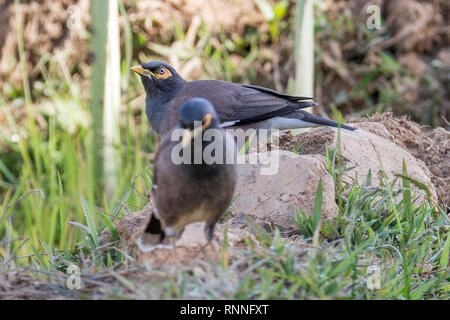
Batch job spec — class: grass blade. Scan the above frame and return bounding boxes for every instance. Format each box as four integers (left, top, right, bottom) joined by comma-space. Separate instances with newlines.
98, 212, 118, 242
80, 195, 100, 248
312, 179, 323, 230
439, 230, 449, 271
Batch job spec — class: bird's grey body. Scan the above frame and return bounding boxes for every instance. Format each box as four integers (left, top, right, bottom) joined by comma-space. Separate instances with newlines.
138, 98, 237, 251
152, 128, 237, 240
131, 61, 356, 136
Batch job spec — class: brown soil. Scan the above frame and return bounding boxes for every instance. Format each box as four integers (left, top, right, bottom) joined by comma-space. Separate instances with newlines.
1, 0, 449, 127
0, 0, 90, 89
382, 0, 450, 54
315, 0, 450, 125
0, 0, 269, 89
0, 270, 75, 299
278, 127, 333, 157
0, 263, 181, 299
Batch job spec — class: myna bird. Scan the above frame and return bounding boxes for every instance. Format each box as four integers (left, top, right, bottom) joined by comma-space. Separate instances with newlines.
138, 97, 237, 251
131, 61, 356, 135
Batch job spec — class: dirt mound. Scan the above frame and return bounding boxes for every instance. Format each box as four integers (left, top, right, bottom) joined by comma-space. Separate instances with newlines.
233, 150, 338, 230
351, 113, 449, 206
279, 113, 449, 206
102, 115, 445, 266
278, 129, 333, 157
99, 202, 254, 266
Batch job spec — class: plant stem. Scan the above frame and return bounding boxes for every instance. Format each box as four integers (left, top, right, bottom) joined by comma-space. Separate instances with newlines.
89, 0, 109, 198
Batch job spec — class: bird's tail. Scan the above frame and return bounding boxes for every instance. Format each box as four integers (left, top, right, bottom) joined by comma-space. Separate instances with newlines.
300, 111, 356, 131
298, 100, 318, 109
137, 209, 172, 252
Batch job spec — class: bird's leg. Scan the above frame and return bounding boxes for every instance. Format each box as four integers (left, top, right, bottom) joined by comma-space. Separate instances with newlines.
195, 240, 214, 262
169, 236, 177, 262
195, 223, 219, 262
168, 227, 185, 263
205, 223, 215, 243
192, 224, 212, 261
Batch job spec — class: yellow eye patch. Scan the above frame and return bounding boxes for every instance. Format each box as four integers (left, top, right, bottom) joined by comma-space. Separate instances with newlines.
154, 66, 172, 79
202, 113, 212, 129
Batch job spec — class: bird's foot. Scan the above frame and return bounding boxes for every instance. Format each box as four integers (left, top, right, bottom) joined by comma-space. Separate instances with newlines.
137, 237, 174, 253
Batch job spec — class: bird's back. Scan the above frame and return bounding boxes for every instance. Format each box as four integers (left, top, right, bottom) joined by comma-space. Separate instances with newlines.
153, 129, 237, 232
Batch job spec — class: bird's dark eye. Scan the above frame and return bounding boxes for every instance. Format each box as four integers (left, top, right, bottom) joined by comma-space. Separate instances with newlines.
157, 67, 165, 75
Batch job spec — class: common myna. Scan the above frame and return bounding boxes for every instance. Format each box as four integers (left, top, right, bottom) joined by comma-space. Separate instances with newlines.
131, 61, 356, 135
138, 97, 237, 251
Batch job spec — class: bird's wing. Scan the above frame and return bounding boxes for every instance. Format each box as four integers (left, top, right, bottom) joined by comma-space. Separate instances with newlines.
241, 84, 315, 103
173, 80, 317, 125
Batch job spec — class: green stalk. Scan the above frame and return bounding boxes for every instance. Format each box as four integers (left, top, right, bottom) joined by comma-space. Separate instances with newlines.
119, 0, 133, 170
290, 0, 314, 136
14, 0, 41, 186
103, 0, 121, 201
14, 0, 31, 108
89, 0, 109, 198
294, 0, 314, 99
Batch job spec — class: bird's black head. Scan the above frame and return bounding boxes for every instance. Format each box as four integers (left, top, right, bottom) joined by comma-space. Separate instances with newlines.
179, 98, 220, 147
131, 61, 186, 98
179, 97, 219, 130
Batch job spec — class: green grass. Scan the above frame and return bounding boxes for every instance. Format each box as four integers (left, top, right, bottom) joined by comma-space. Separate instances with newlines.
0, 66, 153, 257
0, 0, 156, 259
0, 61, 151, 262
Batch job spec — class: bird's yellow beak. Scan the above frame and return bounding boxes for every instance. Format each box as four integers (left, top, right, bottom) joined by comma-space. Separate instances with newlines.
131, 65, 152, 76
202, 113, 212, 129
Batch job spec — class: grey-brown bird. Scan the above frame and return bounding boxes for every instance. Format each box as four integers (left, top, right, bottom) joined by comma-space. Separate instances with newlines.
131, 61, 356, 136
138, 97, 237, 251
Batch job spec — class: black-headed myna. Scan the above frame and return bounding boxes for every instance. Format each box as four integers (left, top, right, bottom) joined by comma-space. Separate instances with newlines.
138, 97, 237, 250
131, 61, 356, 135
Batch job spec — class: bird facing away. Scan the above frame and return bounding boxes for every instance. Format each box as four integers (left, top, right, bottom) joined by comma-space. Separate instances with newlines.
131, 61, 356, 136
138, 97, 237, 251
